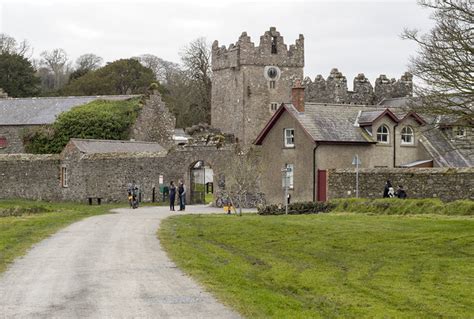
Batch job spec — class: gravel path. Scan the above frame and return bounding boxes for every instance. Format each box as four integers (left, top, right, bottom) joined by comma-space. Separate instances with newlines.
0, 205, 248, 318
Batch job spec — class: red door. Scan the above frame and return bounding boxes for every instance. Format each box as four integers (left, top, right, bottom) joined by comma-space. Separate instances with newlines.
317, 169, 327, 202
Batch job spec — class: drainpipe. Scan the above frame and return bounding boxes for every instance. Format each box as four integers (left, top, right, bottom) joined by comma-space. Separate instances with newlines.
393, 123, 398, 167
312, 143, 320, 202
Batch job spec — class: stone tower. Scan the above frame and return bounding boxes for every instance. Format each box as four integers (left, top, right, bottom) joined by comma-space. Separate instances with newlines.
211, 27, 304, 144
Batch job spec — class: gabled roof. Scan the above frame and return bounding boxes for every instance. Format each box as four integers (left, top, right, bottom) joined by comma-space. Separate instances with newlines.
69, 139, 166, 154
254, 102, 431, 146
358, 109, 398, 125
255, 103, 376, 145
0, 95, 137, 125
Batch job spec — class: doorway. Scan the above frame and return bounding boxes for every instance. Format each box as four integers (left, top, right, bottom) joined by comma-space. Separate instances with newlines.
190, 160, 214, 204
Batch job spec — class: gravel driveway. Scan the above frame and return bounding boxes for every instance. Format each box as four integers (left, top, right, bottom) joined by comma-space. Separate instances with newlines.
0, 205, 246, 318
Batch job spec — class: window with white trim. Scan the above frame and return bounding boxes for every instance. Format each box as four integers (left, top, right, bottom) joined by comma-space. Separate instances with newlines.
270, 102, 278, 111
401, 126, 414, 144
376, 125, 389, 143
61, 166, 68, 187
284, 128, 295, 147
282, 163, 294, 189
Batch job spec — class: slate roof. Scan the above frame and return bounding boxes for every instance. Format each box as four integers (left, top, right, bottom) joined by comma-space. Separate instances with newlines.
291, 103, 376, 143
70, 139, 166, 154
419, 129, 472, 167
0, 95, 137, 125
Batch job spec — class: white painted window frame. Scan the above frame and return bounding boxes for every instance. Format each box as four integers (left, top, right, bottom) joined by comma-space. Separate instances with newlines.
284, 128, 295, 147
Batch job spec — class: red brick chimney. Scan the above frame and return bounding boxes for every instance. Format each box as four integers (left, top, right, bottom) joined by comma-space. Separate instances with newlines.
292, 79, 305, 112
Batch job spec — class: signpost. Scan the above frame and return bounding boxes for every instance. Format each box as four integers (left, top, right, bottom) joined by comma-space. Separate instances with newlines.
352, 155, 361, 198
281, 167, 289, 214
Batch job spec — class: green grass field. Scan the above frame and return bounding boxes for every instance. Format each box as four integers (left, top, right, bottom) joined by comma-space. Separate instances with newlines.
159, 213, 474, 318
0, 200, 115, 273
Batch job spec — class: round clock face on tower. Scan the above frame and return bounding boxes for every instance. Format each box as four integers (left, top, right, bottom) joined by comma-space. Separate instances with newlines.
267, 67, 277, 79
263, 66, 281, 81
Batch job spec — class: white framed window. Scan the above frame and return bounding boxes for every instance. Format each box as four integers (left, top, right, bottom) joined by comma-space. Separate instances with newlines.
376, 125, 389, 143
270, 102, 278, 111
269, 81, 276, 89
454, 126, 466, 138
284, 128, 295, 147
282, 164, 294, 189
61, 166, 68, 188
401, 126, 414, 144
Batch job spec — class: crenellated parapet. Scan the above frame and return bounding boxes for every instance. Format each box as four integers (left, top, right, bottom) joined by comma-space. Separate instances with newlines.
305, 69, 413, 105
212, 27, 304, 71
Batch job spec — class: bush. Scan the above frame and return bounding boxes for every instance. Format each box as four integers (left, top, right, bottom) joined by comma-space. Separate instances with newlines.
257, 198, 473, 216
23, 98, 142, 153
257, 201, 334, 215
330, 198, 474, 216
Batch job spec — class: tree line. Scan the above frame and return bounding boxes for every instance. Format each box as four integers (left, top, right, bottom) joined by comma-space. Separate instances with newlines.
0, 35, 211, 128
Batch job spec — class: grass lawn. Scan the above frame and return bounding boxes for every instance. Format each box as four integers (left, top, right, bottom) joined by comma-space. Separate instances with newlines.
0, 200, 116, 273
159, 213, 474, 318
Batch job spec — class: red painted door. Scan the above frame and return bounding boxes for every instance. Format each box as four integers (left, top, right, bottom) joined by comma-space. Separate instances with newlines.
317, 169, 327, 202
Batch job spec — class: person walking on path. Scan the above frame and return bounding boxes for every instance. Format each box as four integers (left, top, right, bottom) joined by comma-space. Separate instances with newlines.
169, 181, 176, 211
178, 180, 186, 211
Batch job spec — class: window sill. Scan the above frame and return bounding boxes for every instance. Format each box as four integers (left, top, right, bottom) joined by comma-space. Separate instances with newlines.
400, 143, 416, 147
283, 146, 295, 149
375, 143, 391, 147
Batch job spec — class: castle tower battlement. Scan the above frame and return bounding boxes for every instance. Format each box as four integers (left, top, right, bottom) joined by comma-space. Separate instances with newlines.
303, 69, 413, 105
212, 27, 304, 71
211, 27, 304, 144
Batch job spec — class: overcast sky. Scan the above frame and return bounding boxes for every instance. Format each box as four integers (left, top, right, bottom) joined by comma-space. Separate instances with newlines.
0, 0, 434, 87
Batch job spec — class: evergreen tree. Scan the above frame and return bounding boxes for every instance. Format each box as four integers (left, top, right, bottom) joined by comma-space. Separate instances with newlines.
0, 53, 40, 97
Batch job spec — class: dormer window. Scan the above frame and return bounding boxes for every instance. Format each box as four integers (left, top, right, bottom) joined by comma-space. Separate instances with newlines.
271, 36, 277, 54
284, 128, 295, 147
376, 125, 389, 143
401, 126, 414, 144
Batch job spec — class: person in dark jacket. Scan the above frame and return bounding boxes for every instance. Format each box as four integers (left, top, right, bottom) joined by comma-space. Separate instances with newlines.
178, 180, 186, 211
383, 180, 393, 198
395, 185, 407, 199
169, 181, 176, 211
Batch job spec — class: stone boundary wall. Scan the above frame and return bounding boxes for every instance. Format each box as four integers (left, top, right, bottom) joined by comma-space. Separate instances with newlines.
0, 154, 61, 201
327, 167, 474, 201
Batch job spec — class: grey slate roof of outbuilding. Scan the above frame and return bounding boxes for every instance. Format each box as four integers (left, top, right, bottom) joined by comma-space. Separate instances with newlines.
70, 139, 166, 154
0, 95, 137, 125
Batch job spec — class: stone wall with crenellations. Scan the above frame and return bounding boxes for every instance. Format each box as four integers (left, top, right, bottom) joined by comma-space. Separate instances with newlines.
327, 167, 474, 201
303, 69, 413, 105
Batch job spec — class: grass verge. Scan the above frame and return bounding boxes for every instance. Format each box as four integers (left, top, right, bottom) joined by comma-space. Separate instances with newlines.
159, 213, 474, 318
0, 199, 117, 273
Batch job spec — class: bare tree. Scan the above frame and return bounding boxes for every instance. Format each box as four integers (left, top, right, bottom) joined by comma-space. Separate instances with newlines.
0, 33, 31, 57
221, 145, 262, 215
75, 53, 103, 72
179, 37, 212, 123
402, 0, 473, 123
137, 54, 180, 83
40, 48, 72, 91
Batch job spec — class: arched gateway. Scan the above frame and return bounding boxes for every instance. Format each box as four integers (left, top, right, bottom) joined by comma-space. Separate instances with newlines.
189, 160, 214, 204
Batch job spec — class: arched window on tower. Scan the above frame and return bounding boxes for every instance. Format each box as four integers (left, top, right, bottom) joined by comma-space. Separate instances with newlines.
271, 36, 277, 54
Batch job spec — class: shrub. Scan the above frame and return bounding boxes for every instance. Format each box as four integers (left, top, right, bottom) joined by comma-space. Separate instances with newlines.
330, 198, 473, 216
23, 98, 142, 153
257, 201, 334, 215
258, 198, 473, 216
